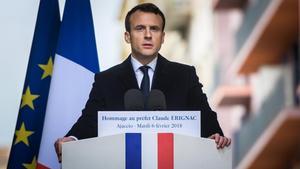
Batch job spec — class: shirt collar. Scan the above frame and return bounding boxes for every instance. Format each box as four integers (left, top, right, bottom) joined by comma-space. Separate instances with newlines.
131, 55, 157, 72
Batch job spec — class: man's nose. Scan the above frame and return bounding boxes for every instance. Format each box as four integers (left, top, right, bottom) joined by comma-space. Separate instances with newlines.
144, 28, 152, 39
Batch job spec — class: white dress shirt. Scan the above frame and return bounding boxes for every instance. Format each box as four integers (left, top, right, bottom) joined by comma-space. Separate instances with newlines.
130, 55, 157, 89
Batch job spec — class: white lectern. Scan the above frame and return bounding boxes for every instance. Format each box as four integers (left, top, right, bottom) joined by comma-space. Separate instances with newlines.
62, 133, 232, 169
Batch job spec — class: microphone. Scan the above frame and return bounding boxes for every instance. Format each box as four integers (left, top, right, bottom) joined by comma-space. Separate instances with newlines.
124, 89, 145, 110
146, 89, 167, 110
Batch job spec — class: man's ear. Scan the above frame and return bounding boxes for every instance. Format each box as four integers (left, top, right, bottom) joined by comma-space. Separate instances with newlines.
161, 31, 165, 44
124, 31, 131, 44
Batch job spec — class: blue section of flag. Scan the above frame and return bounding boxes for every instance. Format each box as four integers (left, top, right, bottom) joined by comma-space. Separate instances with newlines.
7, 0, 60, 168
126, 133, 142, 169
56, 0, 99, 73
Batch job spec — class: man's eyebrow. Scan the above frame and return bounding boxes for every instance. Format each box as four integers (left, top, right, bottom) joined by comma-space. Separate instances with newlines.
135, 25, 145, 27
134, 25, 161, 28
150, 25, 160, 29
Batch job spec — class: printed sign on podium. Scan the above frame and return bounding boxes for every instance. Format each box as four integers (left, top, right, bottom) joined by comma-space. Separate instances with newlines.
98, 111, 201, 137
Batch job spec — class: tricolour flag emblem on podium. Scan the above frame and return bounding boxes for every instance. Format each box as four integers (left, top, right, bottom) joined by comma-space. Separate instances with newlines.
126, 133, 174, 169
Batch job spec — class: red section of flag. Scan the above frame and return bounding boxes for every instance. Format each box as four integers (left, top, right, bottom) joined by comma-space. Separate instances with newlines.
158, 133, 174, 169
36, 162, 50, 169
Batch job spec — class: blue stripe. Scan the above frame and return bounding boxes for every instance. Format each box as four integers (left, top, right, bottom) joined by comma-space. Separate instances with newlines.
126, 133, 141, 169
56, 0, 99, 73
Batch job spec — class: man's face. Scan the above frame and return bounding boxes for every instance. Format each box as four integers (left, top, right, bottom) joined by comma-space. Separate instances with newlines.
125, 11, 165, 61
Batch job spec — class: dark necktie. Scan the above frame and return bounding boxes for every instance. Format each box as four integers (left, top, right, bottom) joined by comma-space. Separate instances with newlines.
140, 65, 150, 97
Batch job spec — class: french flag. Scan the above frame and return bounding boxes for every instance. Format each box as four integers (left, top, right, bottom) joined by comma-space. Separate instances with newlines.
37, 0, 99, 168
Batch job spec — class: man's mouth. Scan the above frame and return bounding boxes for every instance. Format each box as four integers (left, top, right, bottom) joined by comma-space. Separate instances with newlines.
142, 43, 153, 49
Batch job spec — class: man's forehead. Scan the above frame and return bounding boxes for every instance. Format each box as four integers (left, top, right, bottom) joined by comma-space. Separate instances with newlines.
130, 11, 163, 25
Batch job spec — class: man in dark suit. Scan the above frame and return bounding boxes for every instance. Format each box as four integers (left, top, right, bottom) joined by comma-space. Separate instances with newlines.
55, 3, 231, 161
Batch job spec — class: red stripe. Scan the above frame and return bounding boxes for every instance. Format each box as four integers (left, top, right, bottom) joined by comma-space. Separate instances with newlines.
158, 133, 174, 169
36, 162, 50, 169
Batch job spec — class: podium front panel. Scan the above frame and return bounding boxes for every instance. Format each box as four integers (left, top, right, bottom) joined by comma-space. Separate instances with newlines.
62, 133, 232, 169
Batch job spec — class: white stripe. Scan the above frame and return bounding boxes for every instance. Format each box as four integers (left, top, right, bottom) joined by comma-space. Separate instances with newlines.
62, 134, 125, 169
38, 54, 95, 168
174, 135, 232, 169
142, 133, 157, 169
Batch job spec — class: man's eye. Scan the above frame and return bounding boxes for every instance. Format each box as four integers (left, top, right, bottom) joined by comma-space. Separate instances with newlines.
150, 26, 160, 32
135, 26, 144, 31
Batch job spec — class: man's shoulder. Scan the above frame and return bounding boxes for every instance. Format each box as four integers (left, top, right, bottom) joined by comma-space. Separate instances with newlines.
95, 57, 130, 77
95, 65, 121, 80
161, 56, 195, 72
167, 60, 193, 69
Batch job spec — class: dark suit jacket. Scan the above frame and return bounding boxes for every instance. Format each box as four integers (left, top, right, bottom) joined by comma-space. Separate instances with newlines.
67, 55, 223, 139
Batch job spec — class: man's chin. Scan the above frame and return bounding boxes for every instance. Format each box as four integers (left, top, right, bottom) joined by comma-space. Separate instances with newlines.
132, 50, 159, 59
141, 53, 158, 58
140, 50, 159, 57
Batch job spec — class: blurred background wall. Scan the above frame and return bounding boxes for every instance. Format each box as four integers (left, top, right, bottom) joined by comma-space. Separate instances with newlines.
0, 0, 299, 168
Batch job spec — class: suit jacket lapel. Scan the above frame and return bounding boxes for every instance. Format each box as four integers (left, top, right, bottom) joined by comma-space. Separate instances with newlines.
118, 56, 139, 90
152, 55, 172, 92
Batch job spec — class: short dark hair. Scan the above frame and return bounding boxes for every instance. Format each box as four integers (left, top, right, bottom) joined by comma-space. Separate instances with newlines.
125, 3, 165, 32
